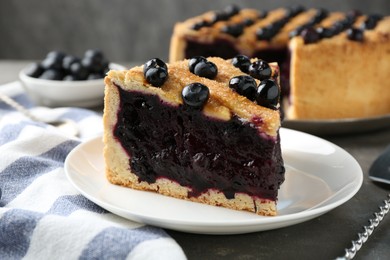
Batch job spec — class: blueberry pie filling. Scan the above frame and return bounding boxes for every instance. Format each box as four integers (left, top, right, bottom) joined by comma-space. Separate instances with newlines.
104, 57, 284, 216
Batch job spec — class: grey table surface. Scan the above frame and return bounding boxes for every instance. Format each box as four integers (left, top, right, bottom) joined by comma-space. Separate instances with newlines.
1, 60, 389, 260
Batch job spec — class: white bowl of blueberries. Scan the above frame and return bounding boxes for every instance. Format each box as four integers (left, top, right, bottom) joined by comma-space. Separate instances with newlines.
19, 49, 126, 107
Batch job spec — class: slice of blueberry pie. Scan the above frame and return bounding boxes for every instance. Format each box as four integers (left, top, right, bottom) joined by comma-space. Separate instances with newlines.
103, 56, 284, 216
170, 5, 390, 120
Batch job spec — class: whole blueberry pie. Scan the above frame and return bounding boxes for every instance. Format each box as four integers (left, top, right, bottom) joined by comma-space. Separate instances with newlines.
103, 57, 284, 216
170, 5, 390, 120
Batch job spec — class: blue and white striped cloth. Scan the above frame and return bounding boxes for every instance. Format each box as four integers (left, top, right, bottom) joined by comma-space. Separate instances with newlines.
0, 82, 186, 260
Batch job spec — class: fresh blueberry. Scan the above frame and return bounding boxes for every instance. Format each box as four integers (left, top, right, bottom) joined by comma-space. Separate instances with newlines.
316, 27, 334, 38
248, 60, 272, 81
82, 56, 104, 73
289, 25, 306, 38
39, 69, 64, 80
143, 58, 168, 87
242, 18, 254, 26
193, 60, 218, 79
229, 75, 257, 101
277, 15, 290, 27
339, 21, 350, 31
331, 22, 344, 35
346, 28, 364, 42
339, 17, 354, 30
41, 56, 63, 70
46, 51, 66, 61
256, 25, 276, 41
144, 67, 168, 87
62, 55, 80, 71
325, 27, 338, 37
84, 49, 104, 61
70, 62, 89, 80
209, 5, 240, 23
191, 20, 211, 30
272, 20, 285, 32
362, 18, 376, 30
25, 62, 44, 78
286, 5, 305, 18
368, 13, 383, 21
346, 10, 362, 19
258, 10, 268, 19
231, 55, 251, 73
313, 8, 328, 23
210, 10, 230, 23
181, 83, 210, 108
189, 56, 207, 73
300, 27, 320, 44
224, 4, 240, 17
144, 58, 168, 73
256, 79, 280, 109
221, 24, 244, 37
82, 49, 107, 73
306, 9, 328, 27
361, 14, 383, 30
292, 5, 306, 15
266, 24, 279, 36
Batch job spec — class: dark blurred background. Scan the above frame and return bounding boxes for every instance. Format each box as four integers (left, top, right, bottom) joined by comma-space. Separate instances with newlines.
1, 0, 389, 62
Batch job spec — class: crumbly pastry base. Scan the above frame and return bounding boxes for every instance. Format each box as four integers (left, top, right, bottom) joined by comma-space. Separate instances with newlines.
103, 59, 280, 216
106, 168, 277, 216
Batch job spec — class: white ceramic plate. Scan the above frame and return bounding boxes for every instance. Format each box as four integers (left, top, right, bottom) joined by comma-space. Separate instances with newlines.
65, 128, 363, 234
283, 113, 390, 135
